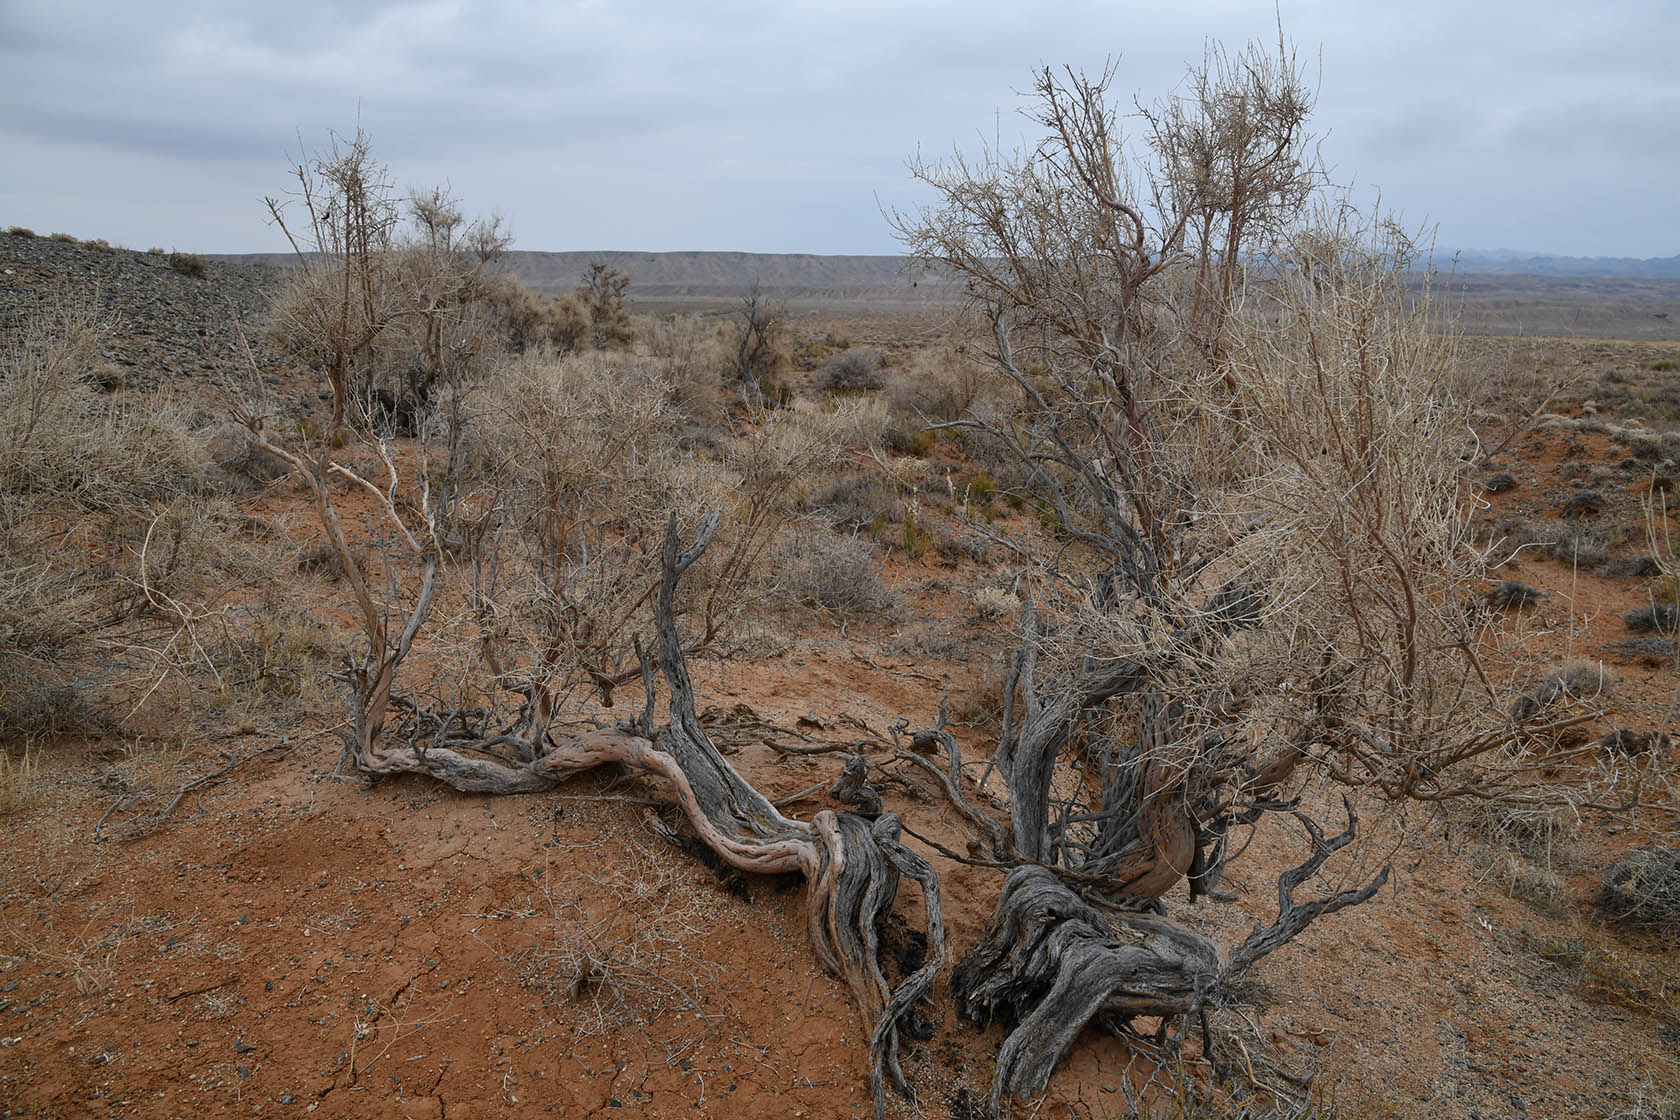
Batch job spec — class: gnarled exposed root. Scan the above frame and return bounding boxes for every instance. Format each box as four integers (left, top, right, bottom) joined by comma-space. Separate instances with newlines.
953, 798, 1388, 1115
338, 513, 943, 1115
952, 866, 1220, 1115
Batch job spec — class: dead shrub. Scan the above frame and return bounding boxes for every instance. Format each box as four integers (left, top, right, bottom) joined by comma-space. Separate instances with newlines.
0, 746, 41, 815
1560, 489, 1606, 518
938, 526, 993, 564
1598, 729, 1671, 756
107, 496, 265, 613
206, 421, 291, 485
1609, 554, 1664, 579
950, 651, 1013, 723
167, 252, 207, 279
294, 540, 344, 578
969, 586, 1020, 620
1492, 852, 1570, 916
1598, 846, 1680, 930
1511, 659, 1614, 722
1462, 800, 1578, 858
212, 603, 340, 702
0, 532, 109, 740
820, 346, 886, 392
888, 344, 992, 424
0, 671, 105, 741
482, 274, 588, 353
791, 326, 851, 370
815, 474, 902, 531
505, 835, 721, 1045
1625, 603, 1678, 634
1528, 523, 1612, 567
1610, 636, 1675, 667
642, 313, 733, 427
775, 532, 893, 613
1486, 580, 1544, 610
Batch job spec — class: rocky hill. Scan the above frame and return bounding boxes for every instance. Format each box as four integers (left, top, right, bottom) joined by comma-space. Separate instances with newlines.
0, 232, 287, 392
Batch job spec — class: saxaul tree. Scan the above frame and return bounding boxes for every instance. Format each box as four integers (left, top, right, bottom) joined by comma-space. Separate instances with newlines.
265, 129, 511, 438
578, 261, 633, 350
730, 280, 785, 407
892, 41, 1637, 1112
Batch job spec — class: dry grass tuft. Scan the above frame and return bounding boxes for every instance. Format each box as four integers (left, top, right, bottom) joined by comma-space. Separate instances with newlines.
506, 835, 721, 1048
166, 252, 207, 279
1491, 851, 1572, 915
1510, 659, 1615, 722
0, 747, 40, 815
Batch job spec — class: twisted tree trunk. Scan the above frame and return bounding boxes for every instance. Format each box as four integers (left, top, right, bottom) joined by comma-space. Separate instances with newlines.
951, 799, 1388, 1114
342, 513, 945, 1115
952, 866, 1220, 1115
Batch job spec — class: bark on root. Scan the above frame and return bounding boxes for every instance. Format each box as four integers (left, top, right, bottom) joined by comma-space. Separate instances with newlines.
953, 798, 1388, 1115
952, 865, 1220, 1115
340, 512, 943, 1114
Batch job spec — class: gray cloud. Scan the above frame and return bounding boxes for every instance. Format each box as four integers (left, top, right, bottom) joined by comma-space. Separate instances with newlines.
2, 0, 1675, 256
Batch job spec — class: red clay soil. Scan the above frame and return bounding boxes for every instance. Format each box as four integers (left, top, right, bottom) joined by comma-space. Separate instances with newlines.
3, 337, 1679, 1119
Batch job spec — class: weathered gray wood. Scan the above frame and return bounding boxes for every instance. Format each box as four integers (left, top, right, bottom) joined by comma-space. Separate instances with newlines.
952, 866, 1221, 1115
954, 797, 1389, 1115
1223, 797, 1390, 978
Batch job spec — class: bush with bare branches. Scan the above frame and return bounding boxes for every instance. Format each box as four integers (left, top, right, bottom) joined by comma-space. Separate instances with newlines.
889, 38, 1659, 1112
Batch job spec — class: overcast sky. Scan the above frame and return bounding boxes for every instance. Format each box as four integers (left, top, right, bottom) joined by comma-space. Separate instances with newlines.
3, 0, 1676, 258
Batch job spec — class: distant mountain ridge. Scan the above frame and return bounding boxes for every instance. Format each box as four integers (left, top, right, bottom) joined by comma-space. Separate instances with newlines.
206, 247, 1679, 334
1440, 249, 1680, 279
214, 249, 952, 309
504, 248, 1680, 288
497, 250, 960, 308
214, 248, 1680, 295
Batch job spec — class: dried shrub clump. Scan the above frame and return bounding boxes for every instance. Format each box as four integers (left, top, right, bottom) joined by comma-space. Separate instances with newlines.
1511, 660, 1614, 722
1610, 635, 1675, 667
0, 746, 40, 815
887, 344, 994, 424
506, 836, 722, 1045
821, 346, 886, 392
167, 252, 207, 279
775, 531, 893, 613
1487, 580, 1544, 610
1598, 728, 1671, 756
1625, 603, 1679, 634
1560, 489, 1606, 518
1493, 852, 1571, 916
1598, 847, 1680, 929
